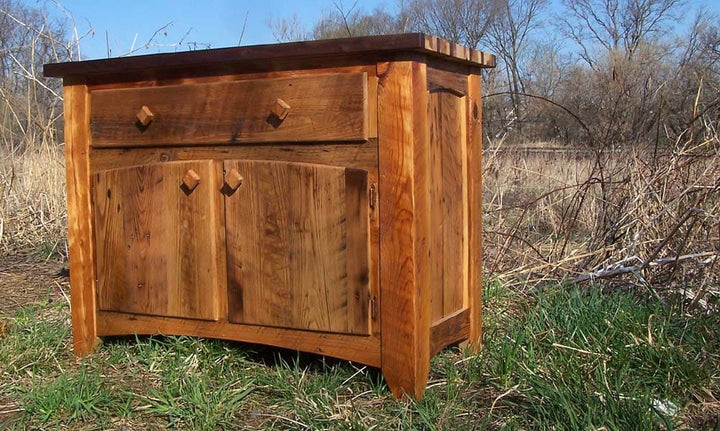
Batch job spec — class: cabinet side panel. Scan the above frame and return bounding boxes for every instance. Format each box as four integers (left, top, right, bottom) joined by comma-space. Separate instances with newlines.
428, 90, 468, 319
64, 84, 100, 355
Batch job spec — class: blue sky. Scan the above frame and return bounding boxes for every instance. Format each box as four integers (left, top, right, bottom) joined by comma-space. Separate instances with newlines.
52, 0, 394, 60
49, 0, 719, 61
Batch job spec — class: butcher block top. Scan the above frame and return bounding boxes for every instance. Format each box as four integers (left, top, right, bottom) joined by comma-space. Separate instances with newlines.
44, 33, 496, 80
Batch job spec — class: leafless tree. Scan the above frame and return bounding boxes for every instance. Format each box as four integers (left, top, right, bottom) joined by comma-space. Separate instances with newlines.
404, 0, 503, 48
0, 0, 70, 152
268, 13, 310, 42
557, 0, 685, 68
312, 2, 407, 39
486, 0, 548, 132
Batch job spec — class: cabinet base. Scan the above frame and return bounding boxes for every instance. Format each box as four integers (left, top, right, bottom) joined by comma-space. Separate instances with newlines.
96, 311, 382, 367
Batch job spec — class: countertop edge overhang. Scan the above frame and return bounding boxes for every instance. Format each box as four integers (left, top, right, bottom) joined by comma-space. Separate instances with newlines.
43, 33, 496, 80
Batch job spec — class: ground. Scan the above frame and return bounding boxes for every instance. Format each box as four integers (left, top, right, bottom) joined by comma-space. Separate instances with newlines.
0, 254, 68, 318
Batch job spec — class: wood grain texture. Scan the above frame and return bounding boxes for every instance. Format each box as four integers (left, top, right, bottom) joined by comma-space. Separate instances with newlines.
429, 308, 470, 357
64, 84, 101, 356
89, 140, 379, 174
90, 73, 368, 147
378, 60, 431, 399
428, 89, 468, 321
225, 160, 371, 335
423, 35, 497, 68
83, 65, 376, 91
93, 161, 223, 320
45, 34, 495, 79
467, 73, 483, 350
428, 67, 468, 96
97, 311, 381, 367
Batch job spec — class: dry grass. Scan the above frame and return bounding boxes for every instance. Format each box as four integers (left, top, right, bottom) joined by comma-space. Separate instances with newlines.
0, 147, 67, 258
483, 133, 720, 299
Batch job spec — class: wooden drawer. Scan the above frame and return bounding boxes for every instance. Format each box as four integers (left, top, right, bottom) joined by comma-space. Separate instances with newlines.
89, 73, 369, 147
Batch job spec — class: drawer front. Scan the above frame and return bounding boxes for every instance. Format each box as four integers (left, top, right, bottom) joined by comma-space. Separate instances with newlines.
90, 73, 368, 147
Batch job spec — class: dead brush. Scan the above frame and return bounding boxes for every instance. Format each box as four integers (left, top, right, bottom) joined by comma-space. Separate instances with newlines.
483, 124, 720, 308
0, 146, 66, 257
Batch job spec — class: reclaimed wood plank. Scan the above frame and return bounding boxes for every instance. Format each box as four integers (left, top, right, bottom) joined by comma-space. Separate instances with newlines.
467, 73, 484, 349
428, 90, 467, 319
64, 84, 101, 356
345, 168, 372, 334
93, 160, 223, 320
225, 160, 371, 335
97, 311, 381, 367
89, 140, 379, 174
378, 60, 431, 399
429, 308, 470, 357
428, 67, 468, 96
45, 34, 495, 79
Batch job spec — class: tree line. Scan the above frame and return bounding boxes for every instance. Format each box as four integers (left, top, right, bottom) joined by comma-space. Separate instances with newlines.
0, 0, 717, 152
272, 0, 720, 149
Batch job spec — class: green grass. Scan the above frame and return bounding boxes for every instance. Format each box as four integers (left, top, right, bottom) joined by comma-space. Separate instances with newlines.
1, 281, 718, 429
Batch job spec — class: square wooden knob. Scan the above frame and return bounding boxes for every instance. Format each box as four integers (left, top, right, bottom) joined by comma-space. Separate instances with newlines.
182, 169, 201, 192
270, 98, 291, 121
224, 169, 243, 191
136, 105, 155, 126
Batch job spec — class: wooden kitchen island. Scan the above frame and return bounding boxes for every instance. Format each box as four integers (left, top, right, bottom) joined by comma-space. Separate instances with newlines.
44, 33, 495, 399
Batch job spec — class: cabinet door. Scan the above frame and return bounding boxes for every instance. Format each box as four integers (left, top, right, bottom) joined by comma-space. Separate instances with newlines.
93, 161, 223, 320
224, 160, 371, 335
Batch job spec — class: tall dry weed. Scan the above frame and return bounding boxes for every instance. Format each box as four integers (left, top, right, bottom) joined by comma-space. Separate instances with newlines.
483, 129, 720, 306
0, 147, 66, 257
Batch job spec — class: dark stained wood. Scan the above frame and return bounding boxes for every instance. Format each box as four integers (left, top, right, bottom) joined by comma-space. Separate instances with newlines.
428, 67, 468, 97
45, 33, 495, 79
90, 73, 368, 147
97, 311, 381, 367
93, 161, 224, 320
225, 160, 371, 335
429, 308, 470, 357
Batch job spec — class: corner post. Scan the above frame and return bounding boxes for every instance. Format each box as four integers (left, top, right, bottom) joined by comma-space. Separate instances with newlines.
466, 73, 483, 350
64, 83, 100, 355
377, 59, 432, 399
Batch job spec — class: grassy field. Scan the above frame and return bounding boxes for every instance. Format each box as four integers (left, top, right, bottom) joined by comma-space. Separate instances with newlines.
1, 139, 718, 428
1, 258, 718, 429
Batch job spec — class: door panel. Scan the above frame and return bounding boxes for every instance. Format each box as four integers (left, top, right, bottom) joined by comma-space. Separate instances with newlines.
93, 160, 223, 320
225, 160, 371, 335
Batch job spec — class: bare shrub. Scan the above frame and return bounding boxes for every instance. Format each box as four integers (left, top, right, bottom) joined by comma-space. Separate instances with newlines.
0, 145, 65, 256
483, 120, 719, 306
0, 1, 72, 256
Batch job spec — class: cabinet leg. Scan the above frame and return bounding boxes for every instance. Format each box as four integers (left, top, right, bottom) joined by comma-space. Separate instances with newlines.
64, 84, 99, 356
377, 60, 432, 400
381, 347, 430, 399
